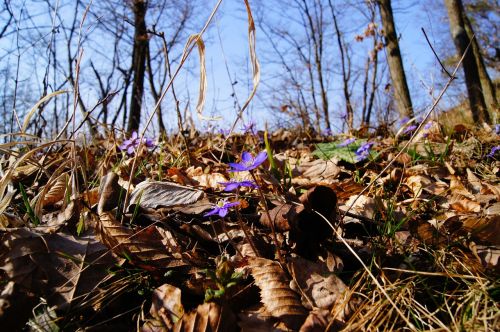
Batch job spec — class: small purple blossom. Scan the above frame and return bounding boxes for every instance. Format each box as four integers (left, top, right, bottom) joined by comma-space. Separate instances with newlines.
495, 124, 500, 135
355, 141, 374, 161
228, 151, 268, 172
398, 116, 410, 126
424, 122, 433, 130
204, 200, 240, 217
322, 128, 333, 137
337, 137, 356, 147
403, 124, 418, 134
487, 145, 500, 158
219, 180, 258, 191
119, 131, 156, 155
241, 122, 257, 135
218, 128, 231, 136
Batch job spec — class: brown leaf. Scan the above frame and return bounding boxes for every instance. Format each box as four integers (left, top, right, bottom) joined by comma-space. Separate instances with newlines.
173, 302, 236, 332
299, 309, 330, 332
0, 228, 117, 309
41, 173, 69, 207
259, 203, 301, 232
470, 243, 500, 272
288, 257, 348, 315
249, 257, 307, 330
462, 215, 500, 245
96, 212, 185, 269
98, 172, 123, 214
146, 284, 184, 331
294, 158, 341, 185
449, 197, 481, 213
129, 181, 204, 210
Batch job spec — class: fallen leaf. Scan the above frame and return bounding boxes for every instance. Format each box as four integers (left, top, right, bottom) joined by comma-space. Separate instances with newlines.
173, 302, 236, 332
129, 181, 204, 210
249, 257, 307, 330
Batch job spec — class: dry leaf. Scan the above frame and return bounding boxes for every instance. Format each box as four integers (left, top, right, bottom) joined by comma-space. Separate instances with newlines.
145, 284, 184, 331
96, 212, 185, 269
299, 309, 330, 332
248, 257, 306, 330
98, 172, 123, 214
173, 302, 236, 332
288, 257, 348, 310
0, 228, 117, 309
41, 173, 69, 207
129, 181, 204, 210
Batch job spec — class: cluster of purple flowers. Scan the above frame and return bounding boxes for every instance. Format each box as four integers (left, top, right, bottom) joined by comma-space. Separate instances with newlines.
119, 131, 156, 155
205, 151, 267, 218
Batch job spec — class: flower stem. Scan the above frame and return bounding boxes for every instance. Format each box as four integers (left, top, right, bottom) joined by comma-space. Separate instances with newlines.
250, 171, 284, 263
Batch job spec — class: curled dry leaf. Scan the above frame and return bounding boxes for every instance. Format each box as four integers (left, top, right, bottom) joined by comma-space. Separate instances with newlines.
145, 284, 184, 331
96, 212, 185, 269
259, 203, 302, 232
248, 257, 307, 330
299, 309, 330, 332
98, 172, 123, 214
288, 257, 348, 311
173, 302, 236, 332
129, 181, 204, 210
41, 172, 69, 207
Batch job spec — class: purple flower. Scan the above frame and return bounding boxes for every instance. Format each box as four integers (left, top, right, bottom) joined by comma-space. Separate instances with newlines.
403, 124, 418, 134
204, 200, 240, 217
337, 137, 356, 147
228, 151, 268, 172
355, 141, 374, 161
119, 131, 156, 155
242, 122, 257, 135
218, 128, 231, 136
322, 128, 333, 137
424, 122, 433, 130
495, 124, 500, 135
398, 116, 410, 126
487, 145, 500, 158
219, 180, 258, 191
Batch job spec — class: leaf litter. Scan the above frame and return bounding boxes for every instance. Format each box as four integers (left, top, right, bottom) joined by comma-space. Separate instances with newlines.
1, 124, 499, 331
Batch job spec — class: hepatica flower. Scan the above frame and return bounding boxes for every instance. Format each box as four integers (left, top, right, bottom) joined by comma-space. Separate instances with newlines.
487, 145, 500, 158
228, 151, 267, 172
495, 124, 500, 135
337, 137, 356, 147
403, 124, 418, 134
119, 131, 155, 155
204, 200, 240, 217
242, 122, 257, 135
355, 141, 374, 161
219, 180, 258, 192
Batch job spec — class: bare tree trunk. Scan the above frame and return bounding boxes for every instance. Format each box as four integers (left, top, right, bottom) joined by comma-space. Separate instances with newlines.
377, 0, 413, 118
127, 0, 148, 133
329, 1, 353, 132
463, 13, 497, 115
444, 0, 490, 124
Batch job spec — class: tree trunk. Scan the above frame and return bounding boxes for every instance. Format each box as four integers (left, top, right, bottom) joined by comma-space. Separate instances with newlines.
463, 13, 497, 115
127, 0, 148, 133
444, 0, 490, 124
377, 0, 413, 118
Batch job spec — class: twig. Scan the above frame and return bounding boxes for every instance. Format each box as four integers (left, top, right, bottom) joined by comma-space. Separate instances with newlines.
421, 28, 454, 79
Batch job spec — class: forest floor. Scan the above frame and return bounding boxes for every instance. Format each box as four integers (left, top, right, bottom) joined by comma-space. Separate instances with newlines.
0, 120, 499, 331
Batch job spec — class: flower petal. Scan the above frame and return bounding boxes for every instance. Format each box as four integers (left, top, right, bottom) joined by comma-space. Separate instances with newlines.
221, 182, 239, 191
228, 162, 249, 172
253, 151, 268, 167
204, 208, 220, 217
127, 146, 135, 155
218, 208, 229, 217
131, 131, 138, 140
241, 151, 253, 164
